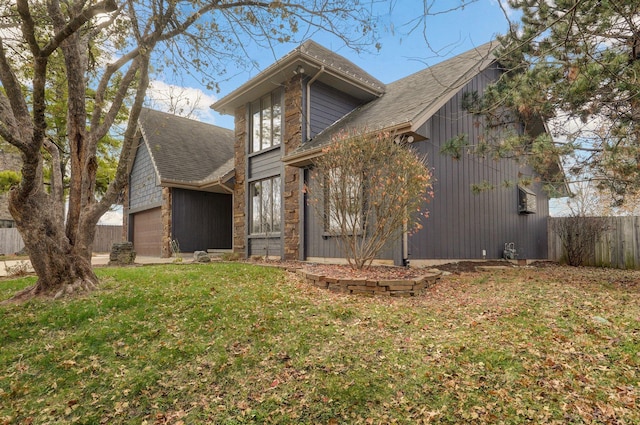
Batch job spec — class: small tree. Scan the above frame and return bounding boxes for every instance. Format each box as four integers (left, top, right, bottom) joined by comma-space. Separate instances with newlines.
308, 130, 433, 269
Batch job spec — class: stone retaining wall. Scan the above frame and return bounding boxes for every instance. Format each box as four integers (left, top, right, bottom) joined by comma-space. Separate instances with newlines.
296, 269, 441, 297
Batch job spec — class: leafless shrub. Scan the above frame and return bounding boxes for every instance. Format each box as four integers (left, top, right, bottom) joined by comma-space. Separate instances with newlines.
6, 261, 30, 277
551, 217, 608, 266
307, 129, 433, 269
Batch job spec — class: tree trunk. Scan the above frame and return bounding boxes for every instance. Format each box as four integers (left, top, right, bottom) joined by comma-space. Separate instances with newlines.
6, 184, 98, 302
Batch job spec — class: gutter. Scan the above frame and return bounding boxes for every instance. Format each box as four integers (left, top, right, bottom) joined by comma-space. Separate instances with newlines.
161, 173, 235, 194
283, 123, 419, 167
282, 146, 324, 166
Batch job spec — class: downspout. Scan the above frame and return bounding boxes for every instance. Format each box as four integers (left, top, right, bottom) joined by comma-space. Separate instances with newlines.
306, 65, 325, 140
402, 220, 409, 267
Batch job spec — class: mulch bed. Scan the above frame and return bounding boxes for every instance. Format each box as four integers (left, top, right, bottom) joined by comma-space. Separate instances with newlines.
243, 258, 523, 278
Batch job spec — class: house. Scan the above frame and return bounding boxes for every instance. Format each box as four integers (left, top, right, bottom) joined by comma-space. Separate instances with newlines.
124, 108, 234, 257
211, 40, 557, 265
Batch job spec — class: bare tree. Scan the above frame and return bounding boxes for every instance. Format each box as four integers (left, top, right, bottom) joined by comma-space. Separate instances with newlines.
308, 129, 433, 269
0, 0, 382, 301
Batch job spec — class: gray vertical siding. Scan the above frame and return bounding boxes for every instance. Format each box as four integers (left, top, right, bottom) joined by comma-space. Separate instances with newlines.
248, 147, 281, 180
171, 188, 233, 252
248, 237, 282, 257
309, 81, 361, 138
304, 169, 341, 259
408, 67, 549, 260
129, 141, 162, 211
302, 65, 549, 262
247, 146, 283, 258
303, 167, 399, 262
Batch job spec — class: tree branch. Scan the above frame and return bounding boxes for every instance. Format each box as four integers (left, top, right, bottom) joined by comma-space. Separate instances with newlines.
41, 0, 118, 57
91, 59, 141, 149
0, 40, 32, 148
43, 138, 65, 224
91, 54, 151, 222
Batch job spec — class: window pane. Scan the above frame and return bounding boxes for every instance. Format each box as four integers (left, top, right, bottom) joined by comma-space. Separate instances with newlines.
251, 181, 261, 234
272, 176, 281, 232
250, 176, 282, 235
326, 168, 361, 233
263, 179, 273, 233
261, 95, 271, 150
272, 94, 281, 147
251, 100, 261, 153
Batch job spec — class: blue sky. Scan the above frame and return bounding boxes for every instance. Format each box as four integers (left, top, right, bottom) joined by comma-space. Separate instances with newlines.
145, 0, 513, 129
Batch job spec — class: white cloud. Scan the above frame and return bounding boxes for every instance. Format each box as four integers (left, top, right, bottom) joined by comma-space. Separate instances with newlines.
146, 80, 218, 124
99, 207, 123, 226
490, 0, 516, 18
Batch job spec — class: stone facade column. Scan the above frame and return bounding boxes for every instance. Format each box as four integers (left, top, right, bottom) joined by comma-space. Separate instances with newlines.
283, 75, 304, 260
161, 187, 172, 258
233, 105, 247, 256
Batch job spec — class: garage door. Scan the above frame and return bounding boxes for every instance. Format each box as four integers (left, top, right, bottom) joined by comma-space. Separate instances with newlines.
132, 207, 162, 256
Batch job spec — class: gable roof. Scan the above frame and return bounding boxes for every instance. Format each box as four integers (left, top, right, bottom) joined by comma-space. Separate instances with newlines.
285, 42, 499, 164
136, 108, 234, 191
212, 40, 385, 115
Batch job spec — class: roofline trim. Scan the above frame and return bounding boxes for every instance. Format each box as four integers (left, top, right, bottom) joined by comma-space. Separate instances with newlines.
212, 49, 385, 114
283, 123, 416, 166
410, 59, 497, 133
137, 122, 162, 186
160, 168, 235, 192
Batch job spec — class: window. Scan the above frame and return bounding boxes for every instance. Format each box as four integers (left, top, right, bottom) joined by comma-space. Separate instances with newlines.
0, 219, 15, 228
325, 168, 362, 233
250, 176, 281, 234
250, 90, 282, 153
518, 185, 537, 214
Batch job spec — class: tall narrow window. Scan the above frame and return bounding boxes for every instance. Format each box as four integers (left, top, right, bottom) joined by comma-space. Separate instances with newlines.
250, 90, 282, 153
250, 176, 282, 234
325, 168, 362, 234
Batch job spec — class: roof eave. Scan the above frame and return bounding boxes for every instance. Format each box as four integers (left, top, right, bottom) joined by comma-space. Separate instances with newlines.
160, 172, 235, 194
212, 54, 384, 115
410, 59, 498, 133
136, 122, 162, 186
283, 123, 425, 167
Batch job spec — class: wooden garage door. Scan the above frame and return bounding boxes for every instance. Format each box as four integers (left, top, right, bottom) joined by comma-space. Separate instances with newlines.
132, 207, 162, 256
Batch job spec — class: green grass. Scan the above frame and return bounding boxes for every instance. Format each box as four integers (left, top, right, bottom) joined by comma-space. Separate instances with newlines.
1, 264, 639, 424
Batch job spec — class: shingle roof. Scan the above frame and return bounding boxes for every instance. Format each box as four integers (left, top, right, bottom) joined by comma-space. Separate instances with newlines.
289, 42, 498, 156
295, 40, 385, 92
137, 108, 234, 186
212, 40, 385, 114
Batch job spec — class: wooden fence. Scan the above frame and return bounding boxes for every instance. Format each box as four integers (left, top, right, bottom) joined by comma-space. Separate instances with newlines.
93, 225, 124, 252
0, 228, 25, 256
548, 216, 640, 269
0, 225, 123, 255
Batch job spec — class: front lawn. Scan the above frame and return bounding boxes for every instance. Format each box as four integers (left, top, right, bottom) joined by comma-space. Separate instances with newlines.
1, 263, 638, 424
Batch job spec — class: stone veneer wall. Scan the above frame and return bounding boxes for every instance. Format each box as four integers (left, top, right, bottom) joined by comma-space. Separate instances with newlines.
297, 269, 441, 297
282, 75, 304, 260
161, 187, 172, 258
233, 105, 247, 255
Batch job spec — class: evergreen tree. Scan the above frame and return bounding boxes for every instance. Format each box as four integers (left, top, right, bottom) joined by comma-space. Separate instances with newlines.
479, 0, 640, 202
